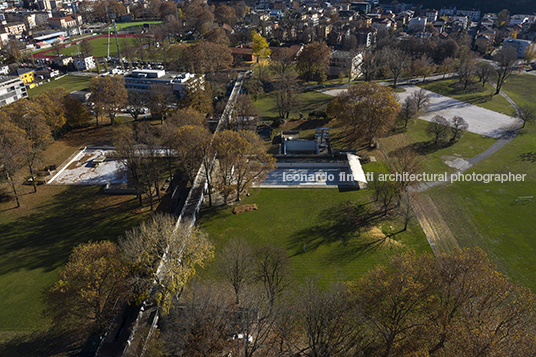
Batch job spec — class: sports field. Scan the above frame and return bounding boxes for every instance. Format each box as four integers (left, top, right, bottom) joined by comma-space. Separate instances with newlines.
28, 75, 91, 97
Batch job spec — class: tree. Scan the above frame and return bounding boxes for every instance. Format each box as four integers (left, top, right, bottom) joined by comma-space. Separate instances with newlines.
274, 71, 299, 120
214, 130, 275, 203
80, 39, 93, 57
426, 115, 450, 145
493, 46, 518, 95
397, 192, 415, 231
298, 279, 361, 357
120, 214, 214, 314
327, 82, 399, 144
523, 43, 536, 64
270, 47, 295, 76
233, 94, 259, 130
378, 46, 409, 88
0, 116, 29, 208
251, 30, 271, 61
148, 83, 175, 124
519, 104, 536, 129
411, 55, 435, 82
182, 77, 212, 116
495, 9, 510, 27
218, 238, 254, 304
89, 76, 128, 126
254, 246, 292, 307
42, 241, 130, 332
63, 95, 90, 127
360, 53, 378, 82
449, 115, 468, 141
175, 124, 212, 183
127, 90, 148, 121
398, 97, 418, 128
215, 4, 237, 25
296, 42, 331, 82
456, 50, 477, 89
204, 27, 230, 46
410, 88, 431, 113
32, 88, 68, 139
475, 61, 493, 87
52, 41, 63, 57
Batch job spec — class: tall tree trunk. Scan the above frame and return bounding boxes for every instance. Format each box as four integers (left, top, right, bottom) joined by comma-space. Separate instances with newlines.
6, 172, 20, 208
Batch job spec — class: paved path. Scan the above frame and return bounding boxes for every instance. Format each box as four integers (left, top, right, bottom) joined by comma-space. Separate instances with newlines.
322, 84, 519, 139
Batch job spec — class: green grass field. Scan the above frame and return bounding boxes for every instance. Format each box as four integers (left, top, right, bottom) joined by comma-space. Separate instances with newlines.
381, 119, 496, 175
199, 188, 431, 285
419, 79, 514, 115
255, 90, 334, 122
107, 21, 162, 30
0, 185, 151, 332
421, 122, 536, 290
502, 73, 536, 108
59, 36, 136, 58
28, 75, 91, 97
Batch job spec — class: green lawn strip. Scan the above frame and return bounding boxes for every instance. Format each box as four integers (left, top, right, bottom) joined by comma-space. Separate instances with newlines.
0, 185, 151, 331
28, 75, 91, 97
59, 36, 132, 58
198, 188, 431, 286
501, 74, 536, 108
381, 119, 496, 175
106, 21, 163, 31
255, 90, 334, 122
422, 123, 536, 290
418, 79, 514, 115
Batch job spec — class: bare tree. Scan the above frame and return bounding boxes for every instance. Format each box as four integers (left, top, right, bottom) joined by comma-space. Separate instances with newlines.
398, 192, 415, 232
360, 53, 378, 82
148, 83, 176, 124
449, 115, 468, 142
399, 97, 418, 128
410, 88, 431, 112
0, 116, 29, 207
519, 104, 536, 129
378, 47, 409, 88
254, 246, 292, 307
493, 46, 518, 95
426, 115, 450, 145
274, 71, 299, 120
127, 90, 148, 121
457, 53, 476, 90
475, 61, 494, 87
218, 238, 255, 304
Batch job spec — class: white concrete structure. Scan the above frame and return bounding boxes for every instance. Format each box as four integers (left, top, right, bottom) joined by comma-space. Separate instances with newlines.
503, 38, 534, 58
0, 76, 27, 107
73, 56, 95, 70
329, 50, 363, 79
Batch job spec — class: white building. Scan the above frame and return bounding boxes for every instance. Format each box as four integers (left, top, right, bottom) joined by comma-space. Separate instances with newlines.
425, 9, 438, 22
0, 76, 27, 107
408, 17, 427, 32
73, 56, 95, 70
503, 39, 534, 58
329, 50, 363, 79
123, 69, 201, 98
456, 9, 481, 21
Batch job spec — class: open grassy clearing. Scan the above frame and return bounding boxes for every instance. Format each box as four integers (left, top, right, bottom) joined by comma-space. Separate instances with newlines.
381, 119, 496, 174
106, 21, 162, 30
0, 124, 162, 334
418, 79, 514, 115
501, 73, 536, 108
421, 123, 536, 290
59, 36, 133, 58
28, 75, 91, 97
255, 90, 334, 123
199, 188, 431, 286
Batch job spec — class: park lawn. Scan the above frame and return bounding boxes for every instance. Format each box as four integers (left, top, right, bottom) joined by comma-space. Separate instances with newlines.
59, 36, 135, 58
28, 75, 91, 97
0, 185, 152, 332
107, 21, 162, 30
421, 122, 536, 290
198, 188, 431, 286
418, 79, 514, 116
502, 73, 536, 108
255, 90, 334, 123
381, 119, 496, 175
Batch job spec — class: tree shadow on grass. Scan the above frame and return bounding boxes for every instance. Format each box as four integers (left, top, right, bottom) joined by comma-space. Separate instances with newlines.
287, 201, 387, 264
0, 185, 150, 276
519, 151, 536, 163
391, 140, 453, 157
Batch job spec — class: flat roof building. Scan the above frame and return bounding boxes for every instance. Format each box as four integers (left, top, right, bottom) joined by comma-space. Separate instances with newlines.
0, 76, 28, 107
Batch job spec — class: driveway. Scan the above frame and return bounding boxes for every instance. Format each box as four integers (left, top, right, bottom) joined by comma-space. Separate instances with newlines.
320, 85, 520, 139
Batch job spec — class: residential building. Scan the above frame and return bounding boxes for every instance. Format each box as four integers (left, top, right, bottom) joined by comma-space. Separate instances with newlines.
408, 17, 427, 32
503, 38, 533, 58
34, 10, 52, 26
1, 22, 26, 35
35, 67, 60, 78
474, 34, 492, 53
11, 68, 35, 88
48, 14, 81, 28
0, 65, 8, 75
0, 76, 27, 106
439, 6, 456, 16
349, 2, 370, 14
329, 50, 363, 79
53, 55, 72, 66
425, 9, 438, 22
456, 9, 481, 21
73, 56, 95, 70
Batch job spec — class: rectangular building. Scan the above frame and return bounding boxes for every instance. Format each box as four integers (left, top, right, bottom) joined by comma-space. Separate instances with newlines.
0, 76, 28, 107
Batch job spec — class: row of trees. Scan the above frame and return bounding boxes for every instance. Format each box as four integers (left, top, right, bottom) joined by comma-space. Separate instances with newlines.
0, 88, 89, 206
151, 247, 536, 357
